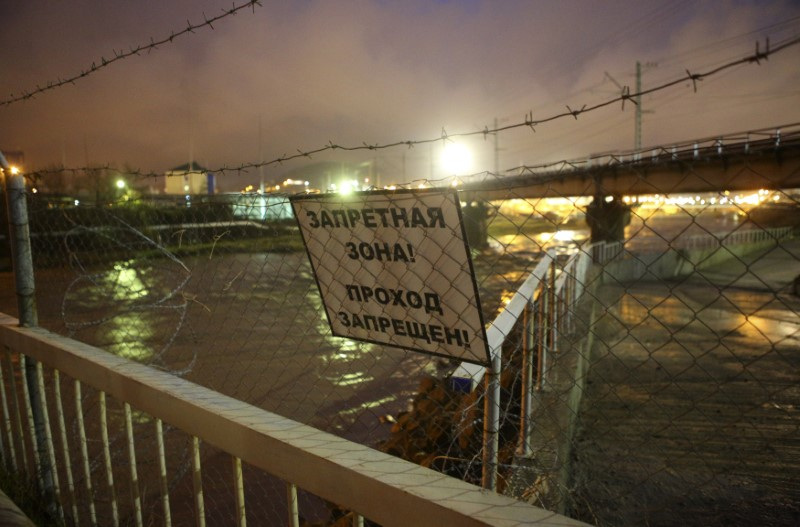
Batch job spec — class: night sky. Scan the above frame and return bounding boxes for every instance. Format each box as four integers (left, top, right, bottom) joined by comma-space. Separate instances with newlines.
1, 0, 799, 190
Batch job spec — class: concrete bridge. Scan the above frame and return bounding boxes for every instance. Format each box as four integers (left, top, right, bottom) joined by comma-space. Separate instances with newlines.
460, 123, 800, 201
458, 123, 800, 245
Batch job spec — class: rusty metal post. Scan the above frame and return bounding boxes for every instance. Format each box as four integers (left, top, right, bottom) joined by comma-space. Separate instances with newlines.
542, 260, 556, 389
536, 284, 545, 391
482, 349, 501, 490
519, 303, 533, 456
0, 152, 55, 509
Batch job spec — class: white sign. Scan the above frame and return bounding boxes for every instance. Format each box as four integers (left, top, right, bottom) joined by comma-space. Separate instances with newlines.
291, 189, 490, 365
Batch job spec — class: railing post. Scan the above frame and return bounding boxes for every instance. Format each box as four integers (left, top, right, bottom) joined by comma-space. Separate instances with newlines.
287, 483, 299, 527
519, 303, 533, 456
481, 349, 501, 491
1, 152, 56, 508
542, 260, 556, 388
536, 281, 545, 391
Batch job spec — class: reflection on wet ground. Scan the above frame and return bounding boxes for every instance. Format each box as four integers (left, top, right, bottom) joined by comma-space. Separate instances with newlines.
573, 247, 800, 526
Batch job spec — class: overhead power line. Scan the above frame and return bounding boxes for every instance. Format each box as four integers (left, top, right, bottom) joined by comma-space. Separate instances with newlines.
25, 35, 800, 181
0, 0, 262, 108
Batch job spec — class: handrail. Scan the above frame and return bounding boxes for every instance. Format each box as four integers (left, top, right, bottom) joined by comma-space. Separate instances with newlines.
0, 314, 586, 527
485, 251, 556, 358
450, 252, 554, 391
452, 245, 595, 391
593, 226, 794, 264
679, 226, 792, 251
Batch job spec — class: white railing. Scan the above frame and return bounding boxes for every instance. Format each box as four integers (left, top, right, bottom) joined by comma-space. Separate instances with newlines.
590, 226, 794, 271
0, 313, 587, 527
452, 246, 594, 392
679, 225, 793, 251
451, 245, 596, 486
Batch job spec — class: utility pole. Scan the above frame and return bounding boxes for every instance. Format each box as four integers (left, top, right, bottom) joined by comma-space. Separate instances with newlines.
606, 62, 652, 151
635, 61, 642, 151
494, 117, 500, 176
258, 116, 264, 193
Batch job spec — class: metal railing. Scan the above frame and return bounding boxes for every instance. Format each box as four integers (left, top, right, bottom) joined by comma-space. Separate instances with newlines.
591, 225, 794, 266
451, 245, 595, 488
680, 225, 792, 250
0, 313, 587, 527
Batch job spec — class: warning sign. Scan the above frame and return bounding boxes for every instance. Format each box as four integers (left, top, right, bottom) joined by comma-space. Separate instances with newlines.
290, 189, 490, 365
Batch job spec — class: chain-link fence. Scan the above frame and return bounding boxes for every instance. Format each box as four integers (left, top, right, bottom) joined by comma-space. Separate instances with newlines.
1, 137, 799, 525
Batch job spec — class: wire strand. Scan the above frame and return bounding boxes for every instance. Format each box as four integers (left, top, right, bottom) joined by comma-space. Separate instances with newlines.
0, 1, 262, 108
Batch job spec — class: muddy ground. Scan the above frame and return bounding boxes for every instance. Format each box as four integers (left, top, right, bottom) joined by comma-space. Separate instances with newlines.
570, 258, 800, 526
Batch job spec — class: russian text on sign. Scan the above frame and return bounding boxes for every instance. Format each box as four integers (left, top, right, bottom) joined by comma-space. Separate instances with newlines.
290, 189, 489, 365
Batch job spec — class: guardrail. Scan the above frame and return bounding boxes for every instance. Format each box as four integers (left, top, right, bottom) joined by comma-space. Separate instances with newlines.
451, 245, 595, 488
680, 225, 793, 251
592, 226, 795, 270
0, 314, 587, 527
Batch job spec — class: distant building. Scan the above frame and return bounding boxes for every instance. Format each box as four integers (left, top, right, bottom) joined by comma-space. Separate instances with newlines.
164, 162, 215, 195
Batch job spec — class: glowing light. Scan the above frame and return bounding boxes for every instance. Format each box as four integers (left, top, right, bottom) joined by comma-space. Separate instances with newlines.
116, 179, 126, 189
9, 165, 20, 175
553, 230, 578, 241
338, 180, 360, 195
441, 142, 473, 175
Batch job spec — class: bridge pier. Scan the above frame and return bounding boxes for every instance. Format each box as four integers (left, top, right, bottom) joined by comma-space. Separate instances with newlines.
585, 194, 631, 243
462, 200, 490, 250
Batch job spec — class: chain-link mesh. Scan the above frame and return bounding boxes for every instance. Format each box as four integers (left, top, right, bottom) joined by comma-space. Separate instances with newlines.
1, 141, 799, 525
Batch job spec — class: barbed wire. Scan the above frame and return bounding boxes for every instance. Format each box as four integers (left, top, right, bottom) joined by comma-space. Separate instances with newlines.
0, 0, 262, 108
22, 34, 800, 183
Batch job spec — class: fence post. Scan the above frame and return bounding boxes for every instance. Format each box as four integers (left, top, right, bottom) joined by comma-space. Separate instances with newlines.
536, 280, 545, 391
0, 152, 55, 507
482, 349, 501, 491
541, 260, 556, 389
519, 303, 533, 456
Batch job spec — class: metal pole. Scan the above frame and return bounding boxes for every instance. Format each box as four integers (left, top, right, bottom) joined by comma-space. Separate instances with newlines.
542, 261, 556, 389
482, 349, 501, 491
635, 60, 642, 151
519, 304, 533, 456
536, 285, 545, 392
1, 153, 37, 327
1, 153, 55, 506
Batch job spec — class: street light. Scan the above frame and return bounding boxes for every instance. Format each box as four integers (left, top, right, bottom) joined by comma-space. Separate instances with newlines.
441, 142, 473, 183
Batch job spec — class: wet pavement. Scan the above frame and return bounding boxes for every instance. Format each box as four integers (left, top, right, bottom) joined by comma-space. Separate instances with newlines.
571, 239, 800, 526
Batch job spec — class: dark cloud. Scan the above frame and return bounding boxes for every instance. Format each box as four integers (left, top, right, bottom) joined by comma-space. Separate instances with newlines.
1, 0, 799, 190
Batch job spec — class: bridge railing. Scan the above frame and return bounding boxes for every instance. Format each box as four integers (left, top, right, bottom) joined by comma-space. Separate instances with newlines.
679, 225, 793, 251
451, 244, 596, 487
591, 225, 796, 282
509, 122, 798, 178
0, 313, 587, 527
